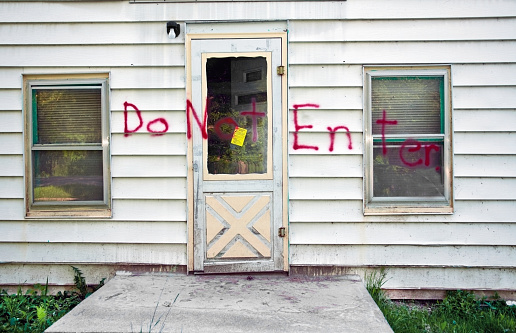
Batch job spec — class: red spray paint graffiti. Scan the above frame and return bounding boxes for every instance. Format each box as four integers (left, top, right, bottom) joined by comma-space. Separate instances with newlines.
292, 104, 319, 151
123, 100, 354, 153
186, 98, 208, 140
377, 109, 441, 171
292, 104, 353, 152
376, 109, 398, 155
123, 101, 441, 172
240, 99, 265, 142
124, 101, 168, 137
123, 102, 143, 137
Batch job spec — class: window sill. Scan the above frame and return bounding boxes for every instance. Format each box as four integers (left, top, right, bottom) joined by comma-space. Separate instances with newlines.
364, 204, 453, 216
26, 208, 112, 219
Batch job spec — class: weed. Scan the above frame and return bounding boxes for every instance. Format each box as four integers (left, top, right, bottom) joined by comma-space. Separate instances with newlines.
0, 286, 81, 333
365, 270, 516, 333
71, 266, 106, 299
364, 267, 389, 305
131, 277, 180, 333
0, 267, 106, 332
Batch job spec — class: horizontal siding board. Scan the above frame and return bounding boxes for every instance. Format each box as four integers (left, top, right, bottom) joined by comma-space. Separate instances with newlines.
289, 87, 363, 110
289, 41, 516, 65
185, 21, 287, 34
0, 134, 23, 154
0, 199, 24, 220
0, 155, 23, 176
289, 200, 516, 223
454, 110, 516, 132
289, 18, 516, 42
0, 243, 186, 265
289, 155, 363, 178
288, 132, 361, 155
2, 67, 185, 89
111, 156, 187, 177
454, 133, 516, 155
289, 109, 362, 132
1, 265, 513, 290
455, 177, 516, 200
109, 67, 185, 89
112, 177, 186, 200
454, 155, 516, 177
1, 1, 515, 23
111, 110, 186, 134
111, 133, 187, 156
0, 22, 182, 45
289, 178, 362, 200
378, 267, 516, 290
0, 111, 22, 133
290, 244, 516, 267
291, 222, 516, 246
289, 64, 363, 87
1, 221, 186, 244
0, 45, 185, 67
112, 199, 186, 221
0, 68, 22, 89
0, 264, 120, 286
0, 177, 23, 199
0, 2, 348, 22
111, 89, 186, 111
343, 0, 516, 20
0, 90, 21, 110
453, 86, 516, 109
452, 64, 516, 86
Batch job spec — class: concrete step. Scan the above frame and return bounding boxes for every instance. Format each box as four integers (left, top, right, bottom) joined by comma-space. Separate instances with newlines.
46, 274, 393, 333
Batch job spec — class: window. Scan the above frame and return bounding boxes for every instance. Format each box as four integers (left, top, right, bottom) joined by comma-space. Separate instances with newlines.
24, 75, 111, 218
364, 67, 452, 214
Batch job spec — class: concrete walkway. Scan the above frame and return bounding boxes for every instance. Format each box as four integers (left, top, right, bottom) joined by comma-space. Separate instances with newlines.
46, 274, 393, 333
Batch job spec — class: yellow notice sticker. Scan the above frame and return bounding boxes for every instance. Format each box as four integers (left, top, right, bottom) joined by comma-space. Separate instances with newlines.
231, 127, 247, 146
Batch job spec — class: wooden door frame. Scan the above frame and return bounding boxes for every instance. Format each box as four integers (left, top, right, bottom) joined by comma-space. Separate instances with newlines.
185, 33, 288, 272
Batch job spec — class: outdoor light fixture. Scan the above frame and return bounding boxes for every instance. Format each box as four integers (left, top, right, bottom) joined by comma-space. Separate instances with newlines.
167, 21, 180, 39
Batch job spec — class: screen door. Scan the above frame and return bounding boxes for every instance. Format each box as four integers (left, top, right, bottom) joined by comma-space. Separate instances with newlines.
189, 37, 285, 273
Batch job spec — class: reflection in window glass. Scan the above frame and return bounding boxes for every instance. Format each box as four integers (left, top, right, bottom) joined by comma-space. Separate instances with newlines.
34, 89, 102, 144
206, 57, 268, 175
29, 82, 108, 208
33, 150, 103, 201
373, 142, 444, 197
371, 76, 445, 198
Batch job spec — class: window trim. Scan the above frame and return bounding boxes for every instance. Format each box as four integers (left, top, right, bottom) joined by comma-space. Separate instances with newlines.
24, 74, 111, 218
363, 67, 453, 215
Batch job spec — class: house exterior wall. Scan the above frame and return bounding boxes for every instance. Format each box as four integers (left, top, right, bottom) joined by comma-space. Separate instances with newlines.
0, 0, 515, 294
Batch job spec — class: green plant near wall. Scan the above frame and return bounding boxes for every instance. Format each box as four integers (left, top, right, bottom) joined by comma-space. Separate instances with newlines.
0, 267, 106, 332
0, 281, 81, 333
71, 266, 105, 299
364, 269, 516, 333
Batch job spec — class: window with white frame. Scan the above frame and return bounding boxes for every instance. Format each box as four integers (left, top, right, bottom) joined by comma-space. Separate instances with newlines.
364, 67, 452, 214
24, 75, 111, 218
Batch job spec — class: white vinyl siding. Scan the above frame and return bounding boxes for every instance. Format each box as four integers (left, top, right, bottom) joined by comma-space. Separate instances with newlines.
287, 3, 516, 291
0, 0, 515, 292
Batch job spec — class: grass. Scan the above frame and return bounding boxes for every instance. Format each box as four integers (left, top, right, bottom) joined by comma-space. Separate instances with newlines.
0, 267, 105, 333
365, 269, 516, 333
34, 184, 103, 201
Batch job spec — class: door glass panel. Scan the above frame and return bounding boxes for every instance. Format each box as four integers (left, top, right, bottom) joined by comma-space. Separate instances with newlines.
206, 56, 268, 175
